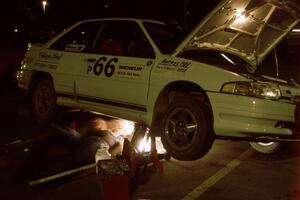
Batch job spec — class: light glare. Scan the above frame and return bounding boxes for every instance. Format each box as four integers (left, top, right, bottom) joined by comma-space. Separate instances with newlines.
258, 142, 274, 146
42, 0, 47, 14
234, 9, 247, 24
138, 136, 151, 152
120, 120, 135, 136
221, 53, 235, 65
265, 91, 277, 97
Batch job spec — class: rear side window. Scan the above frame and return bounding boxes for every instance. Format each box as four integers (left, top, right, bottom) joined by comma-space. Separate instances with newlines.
50, 21, 103, 53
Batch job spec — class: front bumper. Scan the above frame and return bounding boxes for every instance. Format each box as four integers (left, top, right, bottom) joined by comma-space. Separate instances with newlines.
208, 92, 297, 139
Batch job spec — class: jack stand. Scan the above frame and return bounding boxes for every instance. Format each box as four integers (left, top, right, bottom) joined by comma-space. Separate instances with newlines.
122, 138, 137, 178
149, 134, 163, 172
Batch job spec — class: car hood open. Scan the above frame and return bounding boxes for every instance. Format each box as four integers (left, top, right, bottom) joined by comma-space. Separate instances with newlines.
175, 0, 300, 72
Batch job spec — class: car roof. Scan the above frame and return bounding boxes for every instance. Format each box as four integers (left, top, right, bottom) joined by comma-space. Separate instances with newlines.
43, 17, 167, 50
77, 18, 166, 25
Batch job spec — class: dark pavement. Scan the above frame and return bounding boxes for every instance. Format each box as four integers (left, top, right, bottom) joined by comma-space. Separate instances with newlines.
0, 84, 300, 200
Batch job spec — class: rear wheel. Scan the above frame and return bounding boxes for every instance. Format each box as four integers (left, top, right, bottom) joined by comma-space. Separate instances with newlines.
32, 79, 56, 124
250, 141, 285, 154
161, 95, 214, 161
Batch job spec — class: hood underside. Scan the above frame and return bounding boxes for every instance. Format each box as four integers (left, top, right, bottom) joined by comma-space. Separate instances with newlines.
177, 0, 300, 72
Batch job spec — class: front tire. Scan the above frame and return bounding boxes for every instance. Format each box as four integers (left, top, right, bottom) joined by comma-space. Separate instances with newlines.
161, 95, 214, 161
31, 79, 56, 124
250, 142, 285, 154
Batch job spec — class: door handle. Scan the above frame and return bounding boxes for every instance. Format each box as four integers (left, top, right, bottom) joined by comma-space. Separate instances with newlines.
86, 58, 96, 62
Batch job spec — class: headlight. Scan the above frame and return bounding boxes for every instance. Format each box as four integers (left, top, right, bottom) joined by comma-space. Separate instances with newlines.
221, 81, 281, 100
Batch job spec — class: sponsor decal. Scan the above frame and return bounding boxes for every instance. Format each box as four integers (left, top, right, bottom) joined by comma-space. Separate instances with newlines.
39, 52, 63, 60
86, 56, 143, 79
116, 64, 143, 79
64, 44, 86, 52
156, 59, 191, 73
35, 52, 62, 70
34, 61, 58, 69
86, 57, 117, 77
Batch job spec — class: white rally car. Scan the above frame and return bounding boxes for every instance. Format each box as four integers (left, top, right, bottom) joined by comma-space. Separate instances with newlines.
17, 0, 300, 160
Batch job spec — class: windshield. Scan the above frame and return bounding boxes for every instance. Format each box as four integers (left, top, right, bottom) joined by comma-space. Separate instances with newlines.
179, 49, 252, 74
143, 22, 183, 54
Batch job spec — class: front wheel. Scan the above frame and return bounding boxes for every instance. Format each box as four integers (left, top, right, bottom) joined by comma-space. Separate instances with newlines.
250, 141, 285, 154
160, 95, 214, 161
31, 79, 56, 124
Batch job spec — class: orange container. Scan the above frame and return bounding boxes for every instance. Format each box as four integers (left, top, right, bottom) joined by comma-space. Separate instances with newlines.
98, 159, 130, 200
100, 175, 130, 200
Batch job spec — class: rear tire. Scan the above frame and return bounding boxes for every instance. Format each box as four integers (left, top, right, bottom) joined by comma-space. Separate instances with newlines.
31, 79, 56, 124
161, 95, 214, 161
250, 142, 285, 154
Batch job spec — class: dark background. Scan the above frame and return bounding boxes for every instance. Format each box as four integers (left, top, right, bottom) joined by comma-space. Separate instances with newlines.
0, 0, 220, 36
0, 0, 299, 84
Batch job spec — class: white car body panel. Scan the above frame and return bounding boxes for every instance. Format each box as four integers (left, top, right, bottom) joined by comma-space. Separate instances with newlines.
208, 92, 294, 137
17, 0, 300, 142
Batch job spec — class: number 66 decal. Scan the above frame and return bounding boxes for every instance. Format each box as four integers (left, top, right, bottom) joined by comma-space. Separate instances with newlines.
86, 57, 118, 77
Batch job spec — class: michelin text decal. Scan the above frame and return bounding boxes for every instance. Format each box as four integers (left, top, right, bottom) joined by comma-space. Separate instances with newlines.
116, 64, 143, 79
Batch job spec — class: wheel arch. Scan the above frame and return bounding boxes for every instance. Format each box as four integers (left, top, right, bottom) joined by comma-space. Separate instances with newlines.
28, 71, 53, 99
151, 80, 214, 136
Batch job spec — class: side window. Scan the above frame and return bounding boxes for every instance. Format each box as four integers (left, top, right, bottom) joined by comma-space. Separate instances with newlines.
94, 21, 155, 58
50, 22, 102, 53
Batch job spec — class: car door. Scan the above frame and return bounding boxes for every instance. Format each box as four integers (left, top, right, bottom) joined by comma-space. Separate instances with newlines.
49, 21, 103, 98
75, 20, 156, 112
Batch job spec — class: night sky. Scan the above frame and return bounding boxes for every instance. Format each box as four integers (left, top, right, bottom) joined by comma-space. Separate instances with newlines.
0, 0, 220, 34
